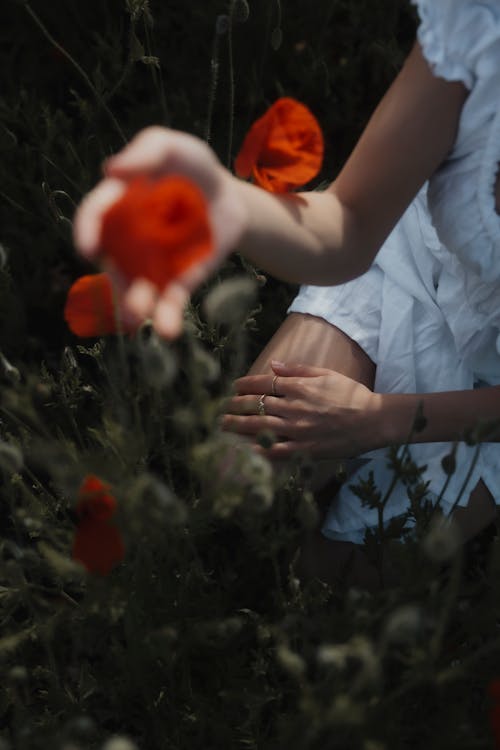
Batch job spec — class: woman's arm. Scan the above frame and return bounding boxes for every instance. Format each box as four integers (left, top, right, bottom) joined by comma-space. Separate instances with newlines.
379, 384, 500, 447
74, 44, 468, 336
234, 43, 468, 285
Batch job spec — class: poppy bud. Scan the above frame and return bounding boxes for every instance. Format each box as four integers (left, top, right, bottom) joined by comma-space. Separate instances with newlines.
233, 0, 250, 23
441, 452, 456, 476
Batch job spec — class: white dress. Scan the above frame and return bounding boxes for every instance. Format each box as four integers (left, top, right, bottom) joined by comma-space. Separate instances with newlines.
288, 0, 500, 543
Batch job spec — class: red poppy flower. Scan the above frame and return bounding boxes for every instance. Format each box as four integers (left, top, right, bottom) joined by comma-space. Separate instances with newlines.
64, 273, 121, 337
99, 176, 213, 289
72, 475, 125, 575
76, 475, 117, 520
489, 680, 500, 748
234, 97, 324, 193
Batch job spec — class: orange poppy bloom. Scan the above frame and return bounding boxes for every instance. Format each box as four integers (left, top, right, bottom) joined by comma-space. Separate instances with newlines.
72, 475, 125, 576
234, 97, 324, 193
100, 176, 213, 289
64, 273, 120, 337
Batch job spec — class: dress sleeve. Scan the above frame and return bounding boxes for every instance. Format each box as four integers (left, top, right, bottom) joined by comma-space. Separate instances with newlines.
411, 0, 500, 89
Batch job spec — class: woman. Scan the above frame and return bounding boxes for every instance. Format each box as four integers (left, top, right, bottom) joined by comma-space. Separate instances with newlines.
74, 0, 500, 583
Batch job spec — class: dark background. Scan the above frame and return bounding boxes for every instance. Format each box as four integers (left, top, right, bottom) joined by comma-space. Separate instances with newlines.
0, 0, 416, 365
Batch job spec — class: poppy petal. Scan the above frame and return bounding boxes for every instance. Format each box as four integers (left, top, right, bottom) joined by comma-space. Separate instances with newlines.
76, 475, 116, 522
64, 273, 118, 337
100, 176, 213, 289
72, 519, 125, 575
235, 97, 324, 193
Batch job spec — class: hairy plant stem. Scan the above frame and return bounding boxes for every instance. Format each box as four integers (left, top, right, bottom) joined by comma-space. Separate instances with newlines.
205, 23, 222, 144
432, 441, 458, 513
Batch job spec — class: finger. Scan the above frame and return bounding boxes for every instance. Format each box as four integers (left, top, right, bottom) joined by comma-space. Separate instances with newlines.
234, 374, 313, 400
103, 127, 173, 175
123, 278, 158, 322
234, 373, 282, 396
153, 281, 190, 339
104, 127, 220, 194
271, 361, 333, 378
224, 395, 260, 415
221, 414, 286, 436
225, 394, 285, 416
256, 440, 316, 459
73, 178, 127, 258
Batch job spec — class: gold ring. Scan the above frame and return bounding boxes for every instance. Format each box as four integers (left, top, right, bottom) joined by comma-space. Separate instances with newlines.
257, 394, 266, 415
271, 375, 279, 396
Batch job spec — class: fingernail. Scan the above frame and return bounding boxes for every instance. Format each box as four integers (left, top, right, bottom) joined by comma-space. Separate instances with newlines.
271, 359, 285, 367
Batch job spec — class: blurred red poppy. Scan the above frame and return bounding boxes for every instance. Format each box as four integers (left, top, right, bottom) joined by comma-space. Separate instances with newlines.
489, 680, 500, 748
72, 475, 125, 575
100, 176, 213, 289
64, 273, 120, 337
234, 97, 324, 193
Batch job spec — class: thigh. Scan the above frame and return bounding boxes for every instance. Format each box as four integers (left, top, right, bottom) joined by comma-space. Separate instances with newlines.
249, 312, 376, 388
246, 312, 376, 500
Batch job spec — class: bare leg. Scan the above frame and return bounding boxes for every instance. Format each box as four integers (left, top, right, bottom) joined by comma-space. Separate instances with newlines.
248, 312, 384, 588
249, 312, 376, 492
249, 312, 375, 385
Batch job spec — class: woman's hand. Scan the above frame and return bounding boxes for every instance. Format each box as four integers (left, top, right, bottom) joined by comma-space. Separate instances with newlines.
73, 127, 248, 338
222, 361, 384, 459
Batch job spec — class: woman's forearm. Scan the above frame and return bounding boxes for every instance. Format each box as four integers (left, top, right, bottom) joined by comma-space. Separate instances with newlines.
235, 181, 375, 285
377, 386, 500, 447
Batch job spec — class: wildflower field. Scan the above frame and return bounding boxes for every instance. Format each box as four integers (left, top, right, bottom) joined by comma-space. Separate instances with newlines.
1, 1, 500, 749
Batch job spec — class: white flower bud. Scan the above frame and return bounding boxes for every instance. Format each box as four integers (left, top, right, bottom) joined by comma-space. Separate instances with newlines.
422, 515, 461, 563
139, 338, 177, 389
102, 737, 138, 750
270, 27, 283, 50
276, 645, 306, 678
383, 605, 422, 644
203, 276, 257, 327
0, 441, 23, 475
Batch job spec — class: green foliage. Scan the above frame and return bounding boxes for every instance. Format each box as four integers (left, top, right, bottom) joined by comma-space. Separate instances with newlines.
1, 2, 499, 750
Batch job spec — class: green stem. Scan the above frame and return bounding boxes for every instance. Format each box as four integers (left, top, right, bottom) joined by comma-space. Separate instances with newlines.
205, 24, 221, 144
41, 154, 83, 192
143, 16, 169, 125
447, 443, 481, 517
226, 0, 236, 168
432, 441, 458, 513
24, 4, 126, 144
275, 0, 282, 28
0, 190, 37, 218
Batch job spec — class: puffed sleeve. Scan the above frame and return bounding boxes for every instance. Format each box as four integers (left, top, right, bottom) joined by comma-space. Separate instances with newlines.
412, 0, 500, 89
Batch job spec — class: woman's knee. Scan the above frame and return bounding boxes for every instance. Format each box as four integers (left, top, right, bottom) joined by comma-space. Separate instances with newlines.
249, 312, 376, 388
